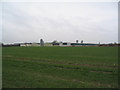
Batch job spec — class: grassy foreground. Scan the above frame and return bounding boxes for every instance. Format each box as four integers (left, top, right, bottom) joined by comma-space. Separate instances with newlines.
2, 46, 118, 88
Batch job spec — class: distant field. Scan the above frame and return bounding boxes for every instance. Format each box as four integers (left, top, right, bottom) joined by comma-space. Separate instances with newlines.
2, 46, 118, 88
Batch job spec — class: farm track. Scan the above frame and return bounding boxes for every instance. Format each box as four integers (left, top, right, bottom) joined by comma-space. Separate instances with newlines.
3, 55, 117, 74
3, 55, 117, 69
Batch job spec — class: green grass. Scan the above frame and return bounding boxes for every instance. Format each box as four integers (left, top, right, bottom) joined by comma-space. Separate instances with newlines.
2, 46, 118, 88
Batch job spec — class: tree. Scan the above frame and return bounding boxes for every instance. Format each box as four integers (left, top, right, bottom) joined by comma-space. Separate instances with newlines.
76, 40, 78, 43
52, 40, 58, 44
81, 40, 83, 43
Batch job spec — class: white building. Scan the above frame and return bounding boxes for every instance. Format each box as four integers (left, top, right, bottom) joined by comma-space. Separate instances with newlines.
20, 43, 26, 47
20, 43, 40, 47
20, 43, 32, 47
59, 42, 71, 46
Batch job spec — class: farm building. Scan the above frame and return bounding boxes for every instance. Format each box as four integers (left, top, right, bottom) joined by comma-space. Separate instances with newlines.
52, 42, 98, 47
31, 43, 40, 46
59, 42, 71, 46
20, 43, 40, 47
20, 42, 52, 47
52, 43, 59, 46
71, 43, 98, 46
2, 43, 20, 47
20, 43, 32, 47
44, 43, 53, 46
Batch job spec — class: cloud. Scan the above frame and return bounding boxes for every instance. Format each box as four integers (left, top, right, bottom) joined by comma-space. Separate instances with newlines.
2, 2, 118, 43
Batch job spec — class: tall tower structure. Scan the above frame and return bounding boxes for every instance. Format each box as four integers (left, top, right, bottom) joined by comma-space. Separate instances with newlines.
40, 39, 44, 46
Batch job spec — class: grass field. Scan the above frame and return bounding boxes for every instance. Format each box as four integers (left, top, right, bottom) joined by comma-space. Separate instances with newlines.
2, 46, 118, 88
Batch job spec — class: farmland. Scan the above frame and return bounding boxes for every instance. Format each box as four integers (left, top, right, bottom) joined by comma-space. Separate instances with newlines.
2, 46, 118, 88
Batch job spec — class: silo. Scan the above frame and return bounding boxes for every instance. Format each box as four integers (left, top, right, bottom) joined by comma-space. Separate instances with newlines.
40, 39, 44, 46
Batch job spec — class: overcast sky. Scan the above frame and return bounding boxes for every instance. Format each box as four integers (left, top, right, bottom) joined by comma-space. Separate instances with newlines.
2, 1, 118, 44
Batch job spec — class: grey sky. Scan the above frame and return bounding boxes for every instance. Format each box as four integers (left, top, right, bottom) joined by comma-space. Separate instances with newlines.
2, 2, 118, 44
